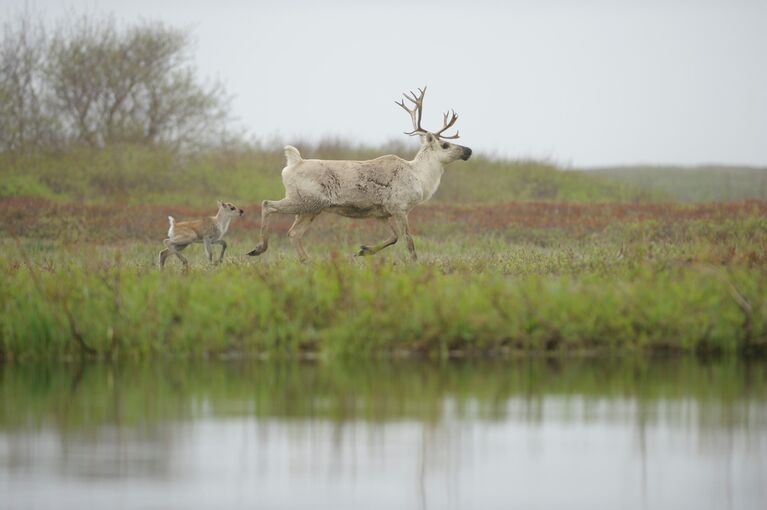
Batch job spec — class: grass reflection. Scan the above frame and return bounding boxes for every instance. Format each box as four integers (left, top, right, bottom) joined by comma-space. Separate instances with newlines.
1, 358, 765, 433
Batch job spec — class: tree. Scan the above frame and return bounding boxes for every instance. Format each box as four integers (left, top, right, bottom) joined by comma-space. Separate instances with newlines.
0, 11, 232, 152
0, 11, 57, 151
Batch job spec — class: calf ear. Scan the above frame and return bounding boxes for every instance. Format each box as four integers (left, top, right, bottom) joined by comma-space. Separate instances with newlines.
217, 200, 224, 208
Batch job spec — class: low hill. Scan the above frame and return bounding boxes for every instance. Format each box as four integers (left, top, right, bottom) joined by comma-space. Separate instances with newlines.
584, 165, 767, 202
0, 143, 656, 207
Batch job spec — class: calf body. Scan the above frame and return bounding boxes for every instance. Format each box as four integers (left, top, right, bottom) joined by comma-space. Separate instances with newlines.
159, 201, 244, 268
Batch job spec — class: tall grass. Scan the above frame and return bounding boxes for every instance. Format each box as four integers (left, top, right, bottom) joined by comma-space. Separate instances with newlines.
2, 216, 765, 361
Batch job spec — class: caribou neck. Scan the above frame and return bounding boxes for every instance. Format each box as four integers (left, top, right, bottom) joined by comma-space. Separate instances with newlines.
411, 146, 445, 201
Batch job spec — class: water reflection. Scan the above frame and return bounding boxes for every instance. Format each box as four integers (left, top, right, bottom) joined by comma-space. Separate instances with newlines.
1, 359, 765, 509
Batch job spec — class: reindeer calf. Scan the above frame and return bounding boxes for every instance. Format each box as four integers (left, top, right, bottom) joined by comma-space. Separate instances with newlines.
159, 201, 244, 268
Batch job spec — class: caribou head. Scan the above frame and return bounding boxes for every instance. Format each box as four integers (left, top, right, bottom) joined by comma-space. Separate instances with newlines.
396, 86, 472, 164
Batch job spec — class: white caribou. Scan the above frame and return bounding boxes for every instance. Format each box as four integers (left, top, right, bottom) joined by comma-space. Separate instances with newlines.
247, 87, 472, 262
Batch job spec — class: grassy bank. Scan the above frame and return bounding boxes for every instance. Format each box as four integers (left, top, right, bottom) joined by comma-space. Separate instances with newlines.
1, 200, 765, 361
1, 144, 765, 360
2, 255, 763, 361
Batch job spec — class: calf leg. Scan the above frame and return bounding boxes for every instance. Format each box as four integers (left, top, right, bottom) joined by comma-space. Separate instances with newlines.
173, 245, 190, 266
159, 248, 171, 267
161, 238, 190, 267
203, 238, 213, 264
213, 239, 227, 262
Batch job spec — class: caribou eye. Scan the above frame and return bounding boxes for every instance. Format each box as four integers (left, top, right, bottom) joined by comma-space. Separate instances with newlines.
441, 143, 449, 149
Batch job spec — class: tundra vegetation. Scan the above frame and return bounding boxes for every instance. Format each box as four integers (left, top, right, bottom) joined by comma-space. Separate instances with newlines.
1, 13, 766, 361
1, 193, 765, 361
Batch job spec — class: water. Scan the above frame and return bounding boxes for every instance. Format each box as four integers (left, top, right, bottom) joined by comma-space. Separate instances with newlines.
1, 359, 765, 510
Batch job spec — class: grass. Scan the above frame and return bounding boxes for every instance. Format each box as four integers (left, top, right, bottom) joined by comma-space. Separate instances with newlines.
1, 143, 765, 360
1, 200, 765, 361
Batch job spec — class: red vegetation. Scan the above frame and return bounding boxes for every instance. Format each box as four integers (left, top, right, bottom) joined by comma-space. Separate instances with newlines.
1, 198, 765, 242
417, 201, 767, 231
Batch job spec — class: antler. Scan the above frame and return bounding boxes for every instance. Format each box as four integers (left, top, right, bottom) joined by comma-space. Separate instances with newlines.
434, 110, 460, 139
395, 86, 428, 136
395, 87, 461, 140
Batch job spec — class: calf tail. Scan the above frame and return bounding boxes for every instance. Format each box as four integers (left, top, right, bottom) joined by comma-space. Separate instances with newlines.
167, 216, 176, 237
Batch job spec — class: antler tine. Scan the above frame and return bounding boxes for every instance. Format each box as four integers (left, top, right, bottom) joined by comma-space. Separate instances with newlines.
404, 86, 426, 106
439, 130, 460, 140
397, 85, 428, 136
435, 109, 460, 139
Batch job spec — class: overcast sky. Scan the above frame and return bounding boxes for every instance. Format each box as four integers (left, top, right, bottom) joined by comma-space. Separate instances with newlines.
3, 0, 766, 167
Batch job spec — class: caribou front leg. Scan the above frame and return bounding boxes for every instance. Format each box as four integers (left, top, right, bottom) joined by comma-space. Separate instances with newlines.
356, 212, 415, 261
400, 212, 417, 262
356, 217, 398, 257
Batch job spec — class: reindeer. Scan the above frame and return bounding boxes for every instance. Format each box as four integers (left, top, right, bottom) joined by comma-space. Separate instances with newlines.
159, 201, 244, 268
246, 87, 472, 262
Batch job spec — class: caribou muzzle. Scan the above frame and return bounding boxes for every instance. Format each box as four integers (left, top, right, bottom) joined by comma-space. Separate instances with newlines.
461, 146, 472, 161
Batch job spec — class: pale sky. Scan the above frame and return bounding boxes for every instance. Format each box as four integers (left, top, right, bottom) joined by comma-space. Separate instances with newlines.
3, 0, 766, 167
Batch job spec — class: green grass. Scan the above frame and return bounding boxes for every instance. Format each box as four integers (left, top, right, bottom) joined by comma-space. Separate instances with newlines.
2, 209, 765, 361
1, 143, 765, 360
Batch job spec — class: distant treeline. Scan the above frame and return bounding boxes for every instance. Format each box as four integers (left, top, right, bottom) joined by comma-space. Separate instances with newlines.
0, 11, 231, 153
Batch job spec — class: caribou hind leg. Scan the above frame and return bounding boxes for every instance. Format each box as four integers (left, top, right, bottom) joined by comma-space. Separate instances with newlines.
288, 212, 319, 262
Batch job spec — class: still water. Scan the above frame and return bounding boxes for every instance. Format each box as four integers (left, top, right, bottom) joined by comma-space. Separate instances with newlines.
1, 359, 765, 510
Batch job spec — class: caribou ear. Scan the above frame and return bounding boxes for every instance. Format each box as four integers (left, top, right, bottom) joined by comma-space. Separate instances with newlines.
425, 133, 434, 143
217, 200, 224, 208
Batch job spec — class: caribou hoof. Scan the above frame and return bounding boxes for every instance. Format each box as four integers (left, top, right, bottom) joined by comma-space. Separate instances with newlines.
356, 245, 372, 257
247, 244, 266, 256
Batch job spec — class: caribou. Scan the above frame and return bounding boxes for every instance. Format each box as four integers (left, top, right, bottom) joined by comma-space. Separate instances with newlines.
246, 87, 472, 262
